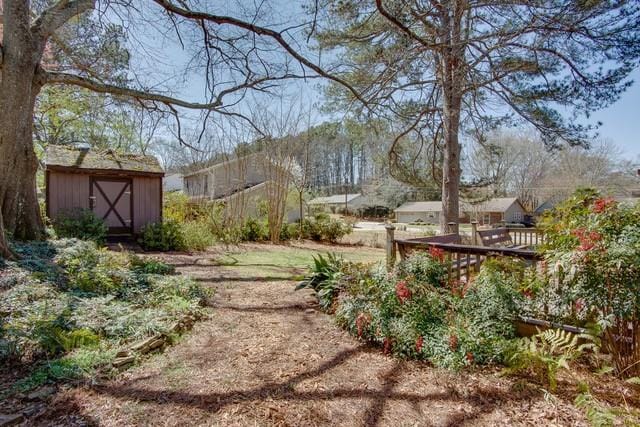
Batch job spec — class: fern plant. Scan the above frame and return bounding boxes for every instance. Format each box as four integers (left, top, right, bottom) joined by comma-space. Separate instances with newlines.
504, 329, 596, 392
296, 253, 344, 311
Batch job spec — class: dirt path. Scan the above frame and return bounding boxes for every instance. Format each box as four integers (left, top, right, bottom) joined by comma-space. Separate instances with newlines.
43, 246, 587, 426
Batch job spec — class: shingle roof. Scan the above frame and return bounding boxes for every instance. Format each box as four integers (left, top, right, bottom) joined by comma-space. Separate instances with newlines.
395, 197, 522, 213
394, 201, 443, 212
474, 197, 521, 212
44, 144, 163, 174
308, 193, 362, 205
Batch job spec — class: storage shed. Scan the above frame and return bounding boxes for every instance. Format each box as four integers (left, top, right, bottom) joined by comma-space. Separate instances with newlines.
45, 145, 164, 236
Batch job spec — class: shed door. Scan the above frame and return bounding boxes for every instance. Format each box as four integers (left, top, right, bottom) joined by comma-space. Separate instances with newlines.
90, 178, 133, 234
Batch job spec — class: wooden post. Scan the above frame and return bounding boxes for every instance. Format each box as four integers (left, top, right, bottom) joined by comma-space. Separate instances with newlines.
470, 221, 478, 245
447, 222, 458, 235
385, 223, 396, 271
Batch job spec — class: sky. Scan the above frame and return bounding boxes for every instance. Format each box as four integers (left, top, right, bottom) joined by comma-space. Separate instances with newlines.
590, 67, 640, 159
116, 1, 640, 162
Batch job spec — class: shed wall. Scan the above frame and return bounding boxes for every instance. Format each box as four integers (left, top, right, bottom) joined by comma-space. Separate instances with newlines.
47, 171, 91, 218
132, 176, 162, 232
47, 170, 161, 234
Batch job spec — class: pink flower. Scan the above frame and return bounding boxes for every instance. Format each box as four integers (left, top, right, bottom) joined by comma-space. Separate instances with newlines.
396, 281, 412, 303
574, 299, 586, 312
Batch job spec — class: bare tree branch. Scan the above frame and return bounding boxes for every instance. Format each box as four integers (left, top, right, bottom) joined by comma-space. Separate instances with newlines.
32, 0, 96, 40
151, 0, 368, 106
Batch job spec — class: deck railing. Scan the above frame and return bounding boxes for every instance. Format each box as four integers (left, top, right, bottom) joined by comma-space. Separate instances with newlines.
386, 224, 543, 282
505, 227, 546, 247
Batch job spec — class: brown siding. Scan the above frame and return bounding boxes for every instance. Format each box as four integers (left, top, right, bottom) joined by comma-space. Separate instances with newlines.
46, 171, 162, 235
132, 176, 161, 232
47, 171, 90, 220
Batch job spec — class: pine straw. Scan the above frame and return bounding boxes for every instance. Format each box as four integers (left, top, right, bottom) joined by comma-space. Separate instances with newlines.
32, 243, 638, 426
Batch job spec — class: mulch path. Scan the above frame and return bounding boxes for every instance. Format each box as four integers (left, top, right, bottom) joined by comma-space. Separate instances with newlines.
28, 244, 600, 426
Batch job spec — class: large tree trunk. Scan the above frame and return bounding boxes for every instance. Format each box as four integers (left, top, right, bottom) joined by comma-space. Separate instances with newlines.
0, 0, 46, 257
440, 101, 461, 235
438, 2, 464, 235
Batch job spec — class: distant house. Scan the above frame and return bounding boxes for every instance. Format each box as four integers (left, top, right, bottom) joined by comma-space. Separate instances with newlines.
44, 144, 163, 236
163, 173, 183, 192
394, 201, 444, 224
533, 200, 557, 217
394, 197, 527, 226
308, 193, 366, 213
183, 153, 300, 222
465, 197, 527, 225
183, 153, 266, 200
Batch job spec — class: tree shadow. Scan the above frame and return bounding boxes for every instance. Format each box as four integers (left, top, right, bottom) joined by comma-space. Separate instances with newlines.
212, 302, 313, 313
72, 344, 528, 426
193, 275, 301, 284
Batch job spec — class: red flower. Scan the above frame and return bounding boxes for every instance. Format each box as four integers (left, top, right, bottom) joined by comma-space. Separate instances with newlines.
466, 352, 474, 363
450, 280, 468, 298
592, 197, 615, 214
415, 336, 424, 353
574, 299, 586, 312
383, 337, 393, 355
396, 281, 412, 303
449, 335, 458, 351
429, 246, 445, 262
521, 289, 534, 299
571, 228, 602, 251
356, 312, 370, 338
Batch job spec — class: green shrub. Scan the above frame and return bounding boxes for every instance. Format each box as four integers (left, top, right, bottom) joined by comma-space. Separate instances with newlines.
279, 222, 300, 241
138, 220, 185, 251
241, 218, 269, 242
296, 253, 344, 311
130, 255, 175, 275
396, 251, 447, 287
55, 240, 136, 295
538, 189, 640, 377
302, 213, 352, 242
325, 252, 523, 369
0, 238, 210, 396
52, 209, 108, 244
181, 221, 216, 251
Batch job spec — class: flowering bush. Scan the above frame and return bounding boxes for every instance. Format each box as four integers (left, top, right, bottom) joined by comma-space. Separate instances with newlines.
539, 189, 640, 377
332, 253, 521, 369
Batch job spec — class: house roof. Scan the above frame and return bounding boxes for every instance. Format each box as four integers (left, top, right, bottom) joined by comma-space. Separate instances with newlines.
471, 197, 522, 213
183, 153, 259, 179
45, 144, 163, 175
395, 197, 523, 213
534, 200, 556, 215
394, 201, 443, 213
308, 193, 362, 205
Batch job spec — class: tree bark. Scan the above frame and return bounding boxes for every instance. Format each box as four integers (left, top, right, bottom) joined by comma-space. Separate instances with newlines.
0, 0, 46, 257
438, 1, 464, 235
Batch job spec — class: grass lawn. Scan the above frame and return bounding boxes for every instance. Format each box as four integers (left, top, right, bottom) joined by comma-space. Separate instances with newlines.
206, 242, 384, 281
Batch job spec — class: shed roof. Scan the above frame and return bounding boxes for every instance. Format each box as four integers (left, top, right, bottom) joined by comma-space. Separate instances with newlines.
308, 193, 362, 205
45, 145, 163, 175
